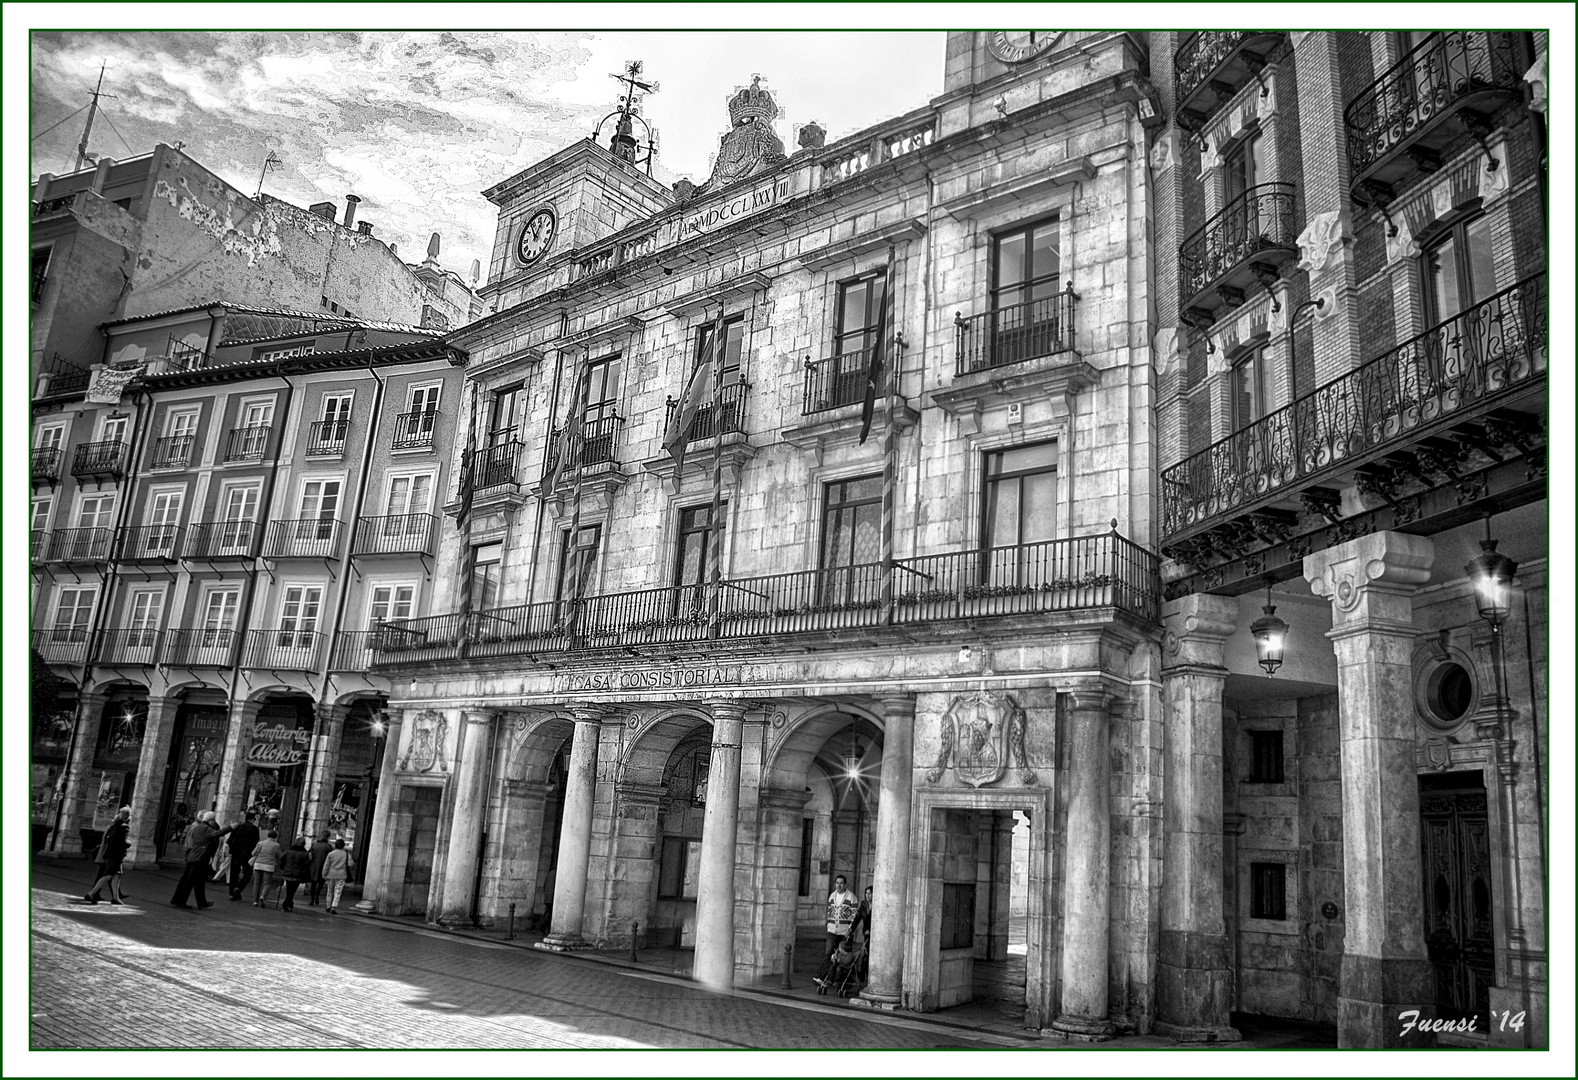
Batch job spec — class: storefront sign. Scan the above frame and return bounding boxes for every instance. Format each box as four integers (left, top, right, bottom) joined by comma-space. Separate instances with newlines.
245, 722, 312, 767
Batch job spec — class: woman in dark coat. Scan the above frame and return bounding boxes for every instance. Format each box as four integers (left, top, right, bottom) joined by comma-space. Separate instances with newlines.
85, 806, 132, 904
307, 828, 333, 905
277, 837, 313, 912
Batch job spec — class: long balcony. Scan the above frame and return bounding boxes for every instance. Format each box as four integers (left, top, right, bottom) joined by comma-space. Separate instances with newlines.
330, 629, 383, 671
801, 352, 869, 416
33, 628, 90, 666
368, 530, 1160, 666
150, 435, 194, 469
1345, 32, 1525, 207
1179, 183, 1298, 321
72, 441, 126, 480
1175, 31, 1286, 131
242, 629, 326, 671
472, 440, 525, 492
264, 517, 343, 559
164, 628, 239, 667
45, 527, 113, 563
306, 418, 350, 457
32, 447, 63, 484
542, 416, 624, 481
352, 513, 438, 557
1162, 273, 1546, 542
954, 288, 1080, 376
226, 425, 271, 461
117, 524, 184, 562
95, 628, 164, 666
666, 383, 750, 438
392, 410, 438, 450
184, 520, 260, 560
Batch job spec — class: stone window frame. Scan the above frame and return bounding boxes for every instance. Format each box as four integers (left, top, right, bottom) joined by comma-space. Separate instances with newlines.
1236, 712, 1296, 797
1237, 848, 1299, 935
1411, 635, 1483, 735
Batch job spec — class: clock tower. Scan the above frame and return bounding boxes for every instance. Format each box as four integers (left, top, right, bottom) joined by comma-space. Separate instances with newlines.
941, 29, 1080, 92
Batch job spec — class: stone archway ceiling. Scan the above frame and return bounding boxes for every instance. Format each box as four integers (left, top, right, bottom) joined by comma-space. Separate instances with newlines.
815, 715, 885, 815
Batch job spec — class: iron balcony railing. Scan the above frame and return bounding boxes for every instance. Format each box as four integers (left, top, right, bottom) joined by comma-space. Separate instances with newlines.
164, 628, 240, 667
542, 416, 624, 481
37, 355, 92, 397
954, 288, 1079, 376
33, 627, 90, 666
392, 409, 438, 450
95, 628, 164, 665
368, 530, 1159, 665
151, 435, 195, 469
45, 527, 114, 563
802, 351, 871, 415
665, 383, 749, 439
473, 440, 525, 491
72, 441, 126, 479
330, 629, 384, 671
1161, 273, 1547, 540
117, 524, 184, 561
264, 517, 343, 559
32, 447, 63, 482
352, 513, 438, 557
242, 629, 326, 671
184, 520, 260, 559
31, 530, 47, 563
306, 418, 350, 456
226, 425, 271, 461
166, 339, 206, 371
1178, 182, 1298, 312
1344, 32, 1523, 190
1174, 32, 1285, 130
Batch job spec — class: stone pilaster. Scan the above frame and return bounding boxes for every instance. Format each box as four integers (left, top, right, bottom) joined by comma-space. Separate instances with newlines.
212, 698, 263, 825
434, 710, 497, 927
1155, 593, 1241, 1042
354, 709, 405, 913
1304, 530, 1436, 1048
693, 700, 746, 989
300, 701, 351, 841
858, 694, 915, 1009
539, 706, 604, 950
126, 696, 179, 868
1051, 688, 1116, 1040
52, 692, 108, 854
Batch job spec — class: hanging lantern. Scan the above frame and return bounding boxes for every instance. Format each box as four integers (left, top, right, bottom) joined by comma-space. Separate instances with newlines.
1250, 579, 1289, 676
1465, 536, 1518, 628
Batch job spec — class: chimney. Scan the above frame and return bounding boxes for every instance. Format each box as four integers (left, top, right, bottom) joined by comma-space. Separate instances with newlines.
469, 259, 481, 286
343, 194, 361, 228
308, 201, 336, 220
91, 157, 115, 195
389, 243, 398, 258
357, 221, 373, 235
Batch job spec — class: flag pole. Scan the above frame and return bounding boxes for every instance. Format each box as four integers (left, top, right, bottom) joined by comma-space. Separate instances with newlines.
706, 302, 727, 635
564, 351, 588, 644
878, 245, 899, 626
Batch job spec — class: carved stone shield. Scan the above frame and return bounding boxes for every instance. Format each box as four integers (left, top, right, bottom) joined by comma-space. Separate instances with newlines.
945, 691, 1010, 787
399, 710, 448, 773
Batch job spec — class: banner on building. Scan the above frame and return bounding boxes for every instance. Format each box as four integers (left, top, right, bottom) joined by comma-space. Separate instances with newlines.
84, 362, 145, 404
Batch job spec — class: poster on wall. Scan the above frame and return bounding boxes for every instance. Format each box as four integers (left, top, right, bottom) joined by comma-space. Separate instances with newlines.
91, 770, 125, 830
329, 780, 361, 844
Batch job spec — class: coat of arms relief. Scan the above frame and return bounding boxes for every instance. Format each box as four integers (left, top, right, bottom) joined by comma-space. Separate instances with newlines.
398, 709, 449, 774
926, 691, 1036, 786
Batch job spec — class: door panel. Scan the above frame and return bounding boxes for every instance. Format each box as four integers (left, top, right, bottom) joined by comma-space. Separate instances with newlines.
1419, 784, 1495, 1022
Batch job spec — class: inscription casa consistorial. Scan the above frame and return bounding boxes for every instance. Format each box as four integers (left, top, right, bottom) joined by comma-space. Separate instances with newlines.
559, 665, 747, 694
927, 691, 1035, 786
245, 722, 311, 767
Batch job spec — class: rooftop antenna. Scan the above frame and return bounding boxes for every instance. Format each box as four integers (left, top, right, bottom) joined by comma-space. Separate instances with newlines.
74, 61, 117, 173
254, 150, 282, 199
592, 59, 659, 175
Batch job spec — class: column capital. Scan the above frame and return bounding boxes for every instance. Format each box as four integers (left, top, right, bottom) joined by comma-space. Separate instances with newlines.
568, 703, 612, 725
705, 700, 748, 724
1061, 684, 1115, 714
75, 690, 111, 709
1304, 530, 1434, 635
875, 693, 916, 721
315, 701, 351, 724
463, 708, 498, 726
229, 697, 263, 718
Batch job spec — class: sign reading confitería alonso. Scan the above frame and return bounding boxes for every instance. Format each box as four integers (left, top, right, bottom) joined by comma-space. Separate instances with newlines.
246, 722, 312, 767
670, 170, 806, 243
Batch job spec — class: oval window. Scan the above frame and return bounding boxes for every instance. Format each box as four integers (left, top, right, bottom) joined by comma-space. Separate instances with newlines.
1424, 662, 1475, 726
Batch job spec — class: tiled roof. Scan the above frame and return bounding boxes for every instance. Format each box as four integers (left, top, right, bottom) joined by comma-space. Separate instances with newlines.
102, 300, 442, 337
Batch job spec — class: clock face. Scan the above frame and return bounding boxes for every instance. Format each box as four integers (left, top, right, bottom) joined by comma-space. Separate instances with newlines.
988, 30, 1064, 63
516, 206, 557, 266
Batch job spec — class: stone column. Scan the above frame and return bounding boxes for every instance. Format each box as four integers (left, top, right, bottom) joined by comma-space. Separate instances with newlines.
1304, 530, 1436, 1048
1155, 592, 1241, 1042
354, 709, 405, 913
212, 697, 262, 824
693, 700, 746, 990
1052, 688, 1116, 1040
52, 692, 109, 854
300, 701, 350, 840
126, 696, 179, 868
859, 693, 915, 1009
539, 706, 604, 950
434, 710, 496, 927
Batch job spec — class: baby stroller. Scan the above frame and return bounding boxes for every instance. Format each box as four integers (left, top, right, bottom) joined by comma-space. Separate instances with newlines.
816, 939, 867, 997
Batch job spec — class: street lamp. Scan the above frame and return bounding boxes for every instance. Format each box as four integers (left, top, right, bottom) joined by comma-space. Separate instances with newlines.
1250, 578, 1289, 676
1466, 520, 1518, 628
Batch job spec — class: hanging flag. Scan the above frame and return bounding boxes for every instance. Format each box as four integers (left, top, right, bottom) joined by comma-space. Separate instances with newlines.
662, 318, 720, 476
858, 269, 894, 445
547, 355, 590, 496
451, 384, 478, 532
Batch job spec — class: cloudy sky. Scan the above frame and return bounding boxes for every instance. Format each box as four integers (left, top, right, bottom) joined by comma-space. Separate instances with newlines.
27, 26, 946, 286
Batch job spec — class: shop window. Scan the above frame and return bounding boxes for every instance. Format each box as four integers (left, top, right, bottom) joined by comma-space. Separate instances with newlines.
1248, 730, 1285, 784
940, 882, 976, 949
1250, 862, 1287, 920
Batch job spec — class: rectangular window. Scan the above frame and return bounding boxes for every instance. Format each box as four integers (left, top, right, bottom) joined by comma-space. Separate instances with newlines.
277, 585, 324, 647
696, 317, 746, 386
821, 476, 882, 606
798, 818, 815, 897
77, 494, 114, 530
939, 882, 976, 950
408, 383, 441, 415
556, 525, 601, 602
1424, 214, 1497, 324
36, 424, 66, 451
201, 588, 240, 647
145, 489, 184, 555
99, 414, 129, 444
385, 473, 434, 518
165, 408, 200, 438
1230, 348, 1266, 432
298, 479, 342, 538
982, 442, 1057, 550
31, 246, 51, 304
1248, 730, 1285, 784
241, 399, 275, 427
489, 384, 524, 446
674, 503, 727, 589
471, 542, 503, 612
320, 392, 354, 424
989, 217, 1062, 366
218, 483, 261, 551
581, 354, 623, 437
1250, 862, 1287, 920
52, 587, 97, 640
127, 589, 164, 646
368, 584, 416, 626
31, 498, 52, 532
831, 278, 881, 402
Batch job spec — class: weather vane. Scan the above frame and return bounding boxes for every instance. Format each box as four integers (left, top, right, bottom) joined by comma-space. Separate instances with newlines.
592, 60, 659, 175
254, 149, 282, 199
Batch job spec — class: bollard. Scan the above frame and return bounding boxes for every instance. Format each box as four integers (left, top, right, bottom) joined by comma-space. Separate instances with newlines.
507, 902, 516, 940
629, 920, 639, 962
782, 943, 793, 989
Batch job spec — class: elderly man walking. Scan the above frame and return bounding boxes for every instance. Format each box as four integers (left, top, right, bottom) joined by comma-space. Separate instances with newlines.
169, 811, 232, 910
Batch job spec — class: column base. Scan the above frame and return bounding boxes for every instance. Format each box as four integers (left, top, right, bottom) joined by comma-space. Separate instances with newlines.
352, 899, 377, 914
1155, 929, 1238, 1040
852, 992, 902, 1012
1045, 1014, 1116, 1041
535, 934, 592, 952
1338, 954, 1436, 1048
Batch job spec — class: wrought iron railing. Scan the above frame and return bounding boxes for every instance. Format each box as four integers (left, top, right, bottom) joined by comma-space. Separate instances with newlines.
72, 441, 126, 478
1174, 32, 1282, 126
473, 440, 525, 491
392, 410, 438, 450
542, 416, 624, 480
352, 513, 438, 556
802, 352, 871, 415
37, 355, 92, 397
1344, 32, 1523, 183
1162, 273, 1547, 539
96, 628, 164, 665
46, 527, 114, 562
167, 339, 207, 371
306, 418, 350, 456
226, 425, 271, 461
184, 520, 260, 559
243, 629, 326, 670
955, 288, 1079, 376
117, 524, 184, 561
665, 383, 749, 439
151, 435, 195, 469
164, 628, 240, 667
265, 517, 343, 559
329, 630, 384, 671
1178, 183, 1298, 309
33, 627, 90, 666
32, 447, 63, 481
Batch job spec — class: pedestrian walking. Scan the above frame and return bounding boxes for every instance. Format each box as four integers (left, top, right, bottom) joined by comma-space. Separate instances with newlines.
226, 812, 260, 901
851, 884, 874, 982
84, 806, 132, 905
816, 874, 859, 985
277, 837, 312, 912
321, 838, 355, 914
169, 811, 232, 910
307, 828, 333, 906
250, 829, 284, 907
